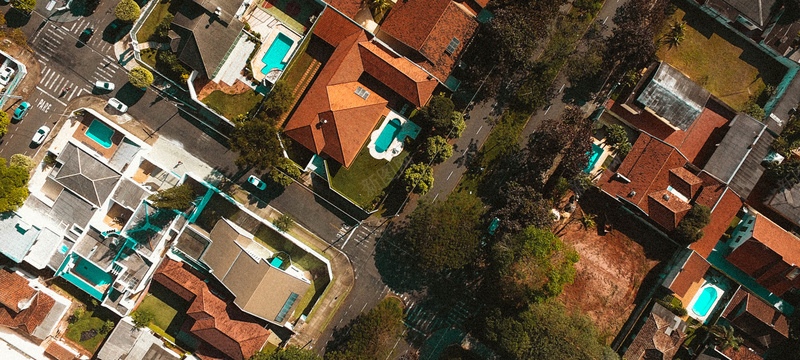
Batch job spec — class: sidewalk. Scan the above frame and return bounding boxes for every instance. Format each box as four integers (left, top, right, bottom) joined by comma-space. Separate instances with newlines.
229, 187, 356, 348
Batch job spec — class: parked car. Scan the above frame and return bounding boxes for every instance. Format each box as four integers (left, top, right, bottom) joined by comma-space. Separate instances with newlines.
95, 81, 114, 91
32, 126, 50, 145
107, 98, 127, 112
12, 102, 29, 121
78, 28, 94, 45
247, 175, 266, 190
0, 66, 14, 85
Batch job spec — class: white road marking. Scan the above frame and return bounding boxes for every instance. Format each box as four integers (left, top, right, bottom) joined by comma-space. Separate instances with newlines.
35, 86, 67, 106
476, 125, 483, 134
446, 170, 454, 180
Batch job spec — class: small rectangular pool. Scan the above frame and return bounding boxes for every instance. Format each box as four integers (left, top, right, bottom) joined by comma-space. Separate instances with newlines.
583, 144, 603, 173
261, 33, 294, 75
375, 119, 402, 153
86, 119, 114, 149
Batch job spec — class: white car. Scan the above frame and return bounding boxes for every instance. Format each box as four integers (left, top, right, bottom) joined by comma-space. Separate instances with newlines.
247, 175, 266, 190
0, 67, 15, 86
32, 126, 50, 146
107, 98, 128, 113
95, 81, 115, 91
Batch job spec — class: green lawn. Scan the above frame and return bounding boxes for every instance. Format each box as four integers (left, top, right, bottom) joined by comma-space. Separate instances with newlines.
136, 0, 174, 42
202, 90, 264, 120
64, 310, 114, 353
138, 295, 178, 331
136, 282, 191, 339
657, 7, 785, 110
329, 142, 410, 209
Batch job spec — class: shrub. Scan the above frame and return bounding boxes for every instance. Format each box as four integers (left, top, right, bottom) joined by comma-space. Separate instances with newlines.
153, 14, 174, 41
269, 158, 301, 187
128, 67, 154, 88
0, 111, 9, 137
115, 0, 141, 23
131, 310, 154, 329
672, 204, 711, 245
273, 213, 294, 232
10, 0, 35, 13
99, 320, 115, 335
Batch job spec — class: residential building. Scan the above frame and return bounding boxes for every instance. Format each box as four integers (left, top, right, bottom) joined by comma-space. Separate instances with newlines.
692, 0, 778, 39
662, 249, 712, 308
622, 303, 687, 360
283, 9, 438, 167
151, 258, 270, 360
0, 269, 70, 343
96, 317, 180, 360
726, 213, 800, 299
721, 288, 789, 354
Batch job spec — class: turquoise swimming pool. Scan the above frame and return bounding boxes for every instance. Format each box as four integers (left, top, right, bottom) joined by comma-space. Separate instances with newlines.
692, 286, 718, 317
583, 144, 603, 173
261, 33, 294, 75
376, 119, 402, 153
86, 119, 114, 148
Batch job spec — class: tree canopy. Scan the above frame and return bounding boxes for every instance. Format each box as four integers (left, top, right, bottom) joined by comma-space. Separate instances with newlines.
490, 182, 554, 235
603, 0, 669, 81
485, 301, 615, 360
0, 158, 30, 213
260, 81, 294, 119
401, 163, 434, 195
128, 67, 153, 88
672, 204, 711, 245
10, 154, 36, 172
0, 111, 9, 137
10, 0, 36, 12
251, 346, 321, 360
115, 0, 141, 22
424, 136, 453, 165
148, 184, 196, 212
405, 192, 485, 272
490, 226, 579, 306
325, 298, 405, 360
415, 96, 455, 132
229, 118, 283, 173
269, 157, 301, 187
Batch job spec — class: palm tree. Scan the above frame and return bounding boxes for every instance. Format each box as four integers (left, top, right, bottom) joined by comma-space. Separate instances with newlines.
710, 325, 743, 351
369, 0, 393, 16
580, 213, 596, 229
664, 21, 686, 48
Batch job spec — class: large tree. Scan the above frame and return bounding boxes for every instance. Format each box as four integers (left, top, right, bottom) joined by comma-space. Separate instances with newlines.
490, 182, 554, 235
148, 184, 196, 211
490, 226, 579, 306
401, 163, 434, 195
229, 118, 283, 174
250, 346, 321, 360
128, 67, 154, 88
10, 154, 36, 172
0, 158, 30, 213
325, 298, 405, 360
406, 192, 485, 272
672, 204, 711, 245
115, 0, 141, 22
10, 0, 36, 13
485, 301, 615, 360
603, 0, 669, 81
260, 81, 294, 119
424, 136, 453, 164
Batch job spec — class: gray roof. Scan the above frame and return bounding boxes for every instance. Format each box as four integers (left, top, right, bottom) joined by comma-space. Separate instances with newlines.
636, 63, 711, 131
0, 212, 40, 263
767, 183, 800, 226
24, 191, 93, 230
97, 318, 178, 360
194, 0, 245, 22
23, 228, 62, 270
108, 139, 142, 172
113, 178, 148, 210
47, 237, 75, 271
720, 0, 777, 27
704, 114, 767, 184
31, 297, 68, 339
171, 5, 244, 78
52, 142, 121, 206
728, 131, 772, 199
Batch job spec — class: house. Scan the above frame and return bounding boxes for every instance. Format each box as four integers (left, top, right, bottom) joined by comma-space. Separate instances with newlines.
376, 0, 481, 90
721, 287, 789, 354
622, 303, 687, 360
283, 9, 438, 167
199, 219, 311, 325
152, 259, 270, 360
693, 0, 778, 39
0, 269, 70, 342
726, 213, 800, 299
96, 317, 180, 360
169, 0, 247, 78
662, 249, 712, 306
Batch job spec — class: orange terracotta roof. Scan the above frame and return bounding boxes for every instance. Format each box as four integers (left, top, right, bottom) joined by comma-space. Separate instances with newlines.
380, 0, 453, 50
45, 342, 79, 360
751, 214, 800, 267
473, 0, 489, 7
722, 288, 789, 350
324, 0, 365, 19
285, 10, 437, 167
0, 269, 56, 337
669, 167, 702, 198
690, 188, 742, 258
719, 346, 763, 360
0, 269, 37, 313
648, 190, 692, 231
668, 251, 710, 297
153, 259, 269, 360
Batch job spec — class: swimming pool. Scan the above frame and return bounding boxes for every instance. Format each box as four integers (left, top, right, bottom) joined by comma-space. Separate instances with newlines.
86, 119, 114, 149
375, 119, 402, 153
260, 33, 294, 75
692, 286, 718, 317
583, 144, 603, 173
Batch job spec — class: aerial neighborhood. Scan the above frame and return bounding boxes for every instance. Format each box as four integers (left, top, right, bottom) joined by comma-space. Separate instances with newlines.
0, 0, 800, 359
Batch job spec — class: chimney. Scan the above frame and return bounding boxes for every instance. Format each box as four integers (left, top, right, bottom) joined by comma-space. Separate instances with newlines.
663, 193, 670, 201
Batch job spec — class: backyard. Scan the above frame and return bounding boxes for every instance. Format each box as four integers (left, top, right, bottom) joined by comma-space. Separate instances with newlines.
194, 191, 241, 232
329, 144, 410, 209
64, 308, 115, 354
656, 6, 786, 110
135, 0, 175, 42
136, 282, 191, 342
201, 89, 264, 120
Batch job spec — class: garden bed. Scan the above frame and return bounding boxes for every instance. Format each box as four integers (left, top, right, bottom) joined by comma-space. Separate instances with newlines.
136, 0, 175, 42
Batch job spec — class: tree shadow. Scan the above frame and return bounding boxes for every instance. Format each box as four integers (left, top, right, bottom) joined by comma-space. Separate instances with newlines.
115, 83, 146, 106
373, 222, 429, 294
102, 20, 131, 43
69, 0, 101, 16
4, 8, 31, 28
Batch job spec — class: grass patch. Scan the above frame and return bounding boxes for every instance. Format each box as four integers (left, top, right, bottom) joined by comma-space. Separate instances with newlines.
329, 140, 410, 209
64, 309, 115, 354
136, 0, 173, 42
282, 49, 315, 92
138, 295, 178, 331
656, 7, 785, 110
254, 224, 326, 272
202, 90, 264, 120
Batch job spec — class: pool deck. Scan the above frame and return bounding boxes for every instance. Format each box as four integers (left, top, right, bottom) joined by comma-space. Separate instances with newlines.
246, 9, 302, 83
71, 115, 123, 159
687, 281, 725, 324
368, 111, 420, 161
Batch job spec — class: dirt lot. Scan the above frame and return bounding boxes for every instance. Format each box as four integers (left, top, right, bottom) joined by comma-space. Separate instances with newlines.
554, 190, 677, 342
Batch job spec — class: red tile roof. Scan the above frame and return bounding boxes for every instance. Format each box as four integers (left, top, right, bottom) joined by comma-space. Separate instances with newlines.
45, 342, 79, 360
380, 0, 479, 80
690, 188, 742, 258
624, 307, 686, 360
722, 288, 789, 351
751, 214, 800, 267
325, 0, 365, 18
667, 251, 710, 297
669, 167, 702, 199
648, 190, 692, 231
0, 269, 56, 337
153, 260, 270, 360
719, 346, 763, 360
285, 10, 437, 167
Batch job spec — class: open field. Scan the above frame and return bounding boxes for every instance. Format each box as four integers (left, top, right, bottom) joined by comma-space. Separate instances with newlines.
656, 6, 785, 110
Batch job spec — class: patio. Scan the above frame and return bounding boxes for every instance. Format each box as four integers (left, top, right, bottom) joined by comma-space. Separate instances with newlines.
255, 0, 323, 34
71, 115, 124, 160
